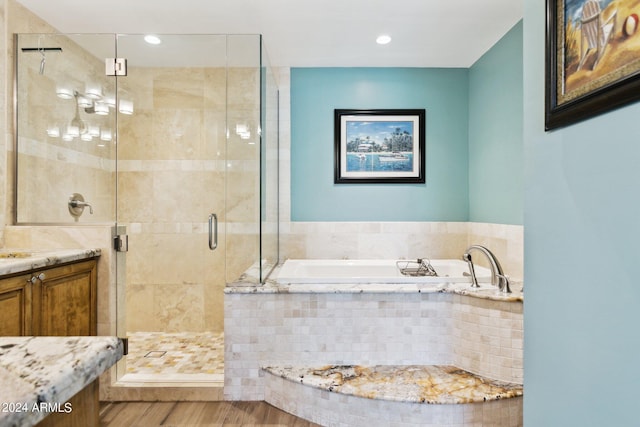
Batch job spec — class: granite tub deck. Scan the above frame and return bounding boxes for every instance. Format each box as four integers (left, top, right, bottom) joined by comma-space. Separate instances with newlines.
263, 365, 522, 404
263, 365, 523, 426
0, 336, 125, 427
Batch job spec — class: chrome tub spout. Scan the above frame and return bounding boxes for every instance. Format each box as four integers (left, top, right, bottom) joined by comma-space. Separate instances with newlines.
462, 245, 511, 293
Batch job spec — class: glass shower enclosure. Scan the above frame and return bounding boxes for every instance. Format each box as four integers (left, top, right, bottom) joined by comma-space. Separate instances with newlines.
14, 33, 278, 385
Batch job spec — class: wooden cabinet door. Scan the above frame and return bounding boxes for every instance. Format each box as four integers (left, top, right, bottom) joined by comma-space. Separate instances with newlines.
34, 260, 97, 336
0, 274, 32, 336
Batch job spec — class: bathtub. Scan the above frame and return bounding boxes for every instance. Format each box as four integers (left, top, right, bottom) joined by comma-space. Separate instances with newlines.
276, 259, 491, 284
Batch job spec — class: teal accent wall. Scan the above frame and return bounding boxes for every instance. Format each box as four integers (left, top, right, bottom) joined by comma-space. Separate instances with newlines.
524, 2, 640, 426
469, 21, 523, 225
290, 26, 524, 224
290, 68, 469, 221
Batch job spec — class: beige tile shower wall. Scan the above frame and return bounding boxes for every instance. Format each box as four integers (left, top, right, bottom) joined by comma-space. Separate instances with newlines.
261, 59, 280, 272
118, 66, 228, 334
226, 66, 260, 282
1, 1, 7, 244
118, 65, 260, 333
14, 32, 116, 224
2, 0, 61, 236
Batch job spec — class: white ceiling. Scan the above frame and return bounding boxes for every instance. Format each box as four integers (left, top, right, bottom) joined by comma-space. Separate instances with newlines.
14, 0, 522, 68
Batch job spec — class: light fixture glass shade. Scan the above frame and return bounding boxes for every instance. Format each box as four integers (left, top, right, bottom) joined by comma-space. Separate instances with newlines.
88, 125, 100, 137
81, 133, 93, 141
100, 129, 113, 141
94, 102, 109, 115
119, 99, 134, 115
77, 96, 93, 108
46, 125, 60, 138
236, 123, 251, 139
85, 83, 103, 99
104, 94, 116, 108
56, 86, 74, 99
47, 125, 60, 138
62, 133, 74, 141
67, 125, 80, 137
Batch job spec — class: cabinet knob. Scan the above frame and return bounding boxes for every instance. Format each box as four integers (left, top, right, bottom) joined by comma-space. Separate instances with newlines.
29, 273, 46, 283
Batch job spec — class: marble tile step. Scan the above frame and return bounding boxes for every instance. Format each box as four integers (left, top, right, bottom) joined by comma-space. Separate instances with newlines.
262, 364, 523, 404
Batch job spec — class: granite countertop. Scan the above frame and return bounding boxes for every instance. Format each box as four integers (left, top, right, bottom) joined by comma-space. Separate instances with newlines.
0, 336, 124, 427
225, 268, 524, 303
263, 364, 523, 404
0, 248, 101, 277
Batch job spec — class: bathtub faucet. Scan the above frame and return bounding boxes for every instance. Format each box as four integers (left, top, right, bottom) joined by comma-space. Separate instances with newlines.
462, 245, 511, 293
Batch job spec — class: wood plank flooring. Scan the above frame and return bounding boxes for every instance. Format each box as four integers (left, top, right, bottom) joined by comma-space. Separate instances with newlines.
99, 401, 321, 426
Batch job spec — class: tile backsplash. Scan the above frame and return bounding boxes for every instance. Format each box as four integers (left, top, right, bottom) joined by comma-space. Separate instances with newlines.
280, 221, 523, 281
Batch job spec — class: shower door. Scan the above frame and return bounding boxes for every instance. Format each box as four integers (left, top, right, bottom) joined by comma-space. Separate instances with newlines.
116, 35, 229, 337
114, 35, 263, 383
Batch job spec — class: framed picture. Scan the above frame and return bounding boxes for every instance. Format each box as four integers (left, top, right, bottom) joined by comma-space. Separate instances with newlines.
546, 0, 640, 130
334, 109, 425, 184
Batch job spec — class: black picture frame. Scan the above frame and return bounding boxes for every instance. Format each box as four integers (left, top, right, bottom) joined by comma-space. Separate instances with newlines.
546, 0, 640, 130
334, 109, 425, 184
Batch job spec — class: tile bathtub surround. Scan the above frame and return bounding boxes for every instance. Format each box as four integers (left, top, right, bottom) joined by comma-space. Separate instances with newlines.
224, 290, 522, 401
0, 336, 124, 427
452, 295, 523, 383
280, 222, 524, 281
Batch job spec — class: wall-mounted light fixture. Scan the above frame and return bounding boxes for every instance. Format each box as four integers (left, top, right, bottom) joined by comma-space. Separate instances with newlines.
48, 83, 133, 145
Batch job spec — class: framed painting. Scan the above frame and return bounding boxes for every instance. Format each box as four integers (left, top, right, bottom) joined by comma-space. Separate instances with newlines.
334, 109, 425, 184
546, 0, 640, 130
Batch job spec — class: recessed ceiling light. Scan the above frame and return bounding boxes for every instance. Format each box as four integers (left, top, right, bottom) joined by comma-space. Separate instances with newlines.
376, 34, 392, 45
144, 35, 162, 45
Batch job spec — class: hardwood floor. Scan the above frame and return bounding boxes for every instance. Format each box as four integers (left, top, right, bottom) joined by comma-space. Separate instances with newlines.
99, 401, 321, 426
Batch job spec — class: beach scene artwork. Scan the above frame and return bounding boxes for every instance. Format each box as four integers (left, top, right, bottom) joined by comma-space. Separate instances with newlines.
344, 119, 415, 173
562, 0, 640, 99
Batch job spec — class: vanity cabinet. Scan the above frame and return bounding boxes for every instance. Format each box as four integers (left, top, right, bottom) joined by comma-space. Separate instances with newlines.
0, 259, 97, 337
0, 273, 32, 336
33, 260, 98, 336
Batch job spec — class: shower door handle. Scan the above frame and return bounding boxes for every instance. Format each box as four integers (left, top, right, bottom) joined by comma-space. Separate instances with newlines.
208, 213, 218, 250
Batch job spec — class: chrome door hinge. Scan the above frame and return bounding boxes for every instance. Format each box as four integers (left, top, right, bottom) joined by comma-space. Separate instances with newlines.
106, 58, 127, 76
114, 234, 129, 252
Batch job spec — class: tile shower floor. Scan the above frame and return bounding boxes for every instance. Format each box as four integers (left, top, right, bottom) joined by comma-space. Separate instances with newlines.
121, 332, 224, 385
